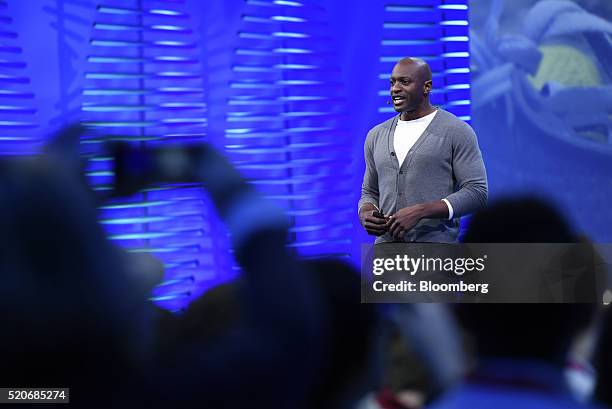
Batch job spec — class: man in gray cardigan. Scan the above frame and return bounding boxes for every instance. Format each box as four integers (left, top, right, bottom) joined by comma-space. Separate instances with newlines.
359, 58, 487, 243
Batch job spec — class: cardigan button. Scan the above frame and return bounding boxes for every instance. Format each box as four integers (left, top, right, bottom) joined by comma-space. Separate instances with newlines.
390, 152, 396, 156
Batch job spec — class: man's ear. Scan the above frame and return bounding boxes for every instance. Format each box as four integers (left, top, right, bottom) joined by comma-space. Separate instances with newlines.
423, 80, 432, 95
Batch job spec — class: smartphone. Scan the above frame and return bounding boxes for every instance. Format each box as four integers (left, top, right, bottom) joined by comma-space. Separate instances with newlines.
373, 211, 386, 219
112, 142, 204, 196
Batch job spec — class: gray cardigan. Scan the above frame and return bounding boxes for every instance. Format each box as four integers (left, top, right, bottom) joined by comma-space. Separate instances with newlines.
359, 109, 488, 243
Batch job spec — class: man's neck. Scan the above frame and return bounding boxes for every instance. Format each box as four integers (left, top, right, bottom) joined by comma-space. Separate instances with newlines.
400, 103, 436, 121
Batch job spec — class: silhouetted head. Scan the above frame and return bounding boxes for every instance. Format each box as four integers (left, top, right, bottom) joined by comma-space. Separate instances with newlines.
457, 197, 596, 363
305, 258, 381, 409
462, 196, 576, 243
156, 281, 241, 358
0, 157, 158, 406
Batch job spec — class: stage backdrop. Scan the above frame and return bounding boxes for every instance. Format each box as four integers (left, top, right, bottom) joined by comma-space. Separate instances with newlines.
22, 0, 607, 311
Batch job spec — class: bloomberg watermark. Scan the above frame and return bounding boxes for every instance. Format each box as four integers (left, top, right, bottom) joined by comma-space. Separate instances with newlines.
361, 243, 612, 303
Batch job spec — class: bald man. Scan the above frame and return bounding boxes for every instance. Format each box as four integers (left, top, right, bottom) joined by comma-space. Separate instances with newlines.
359, 57, 488, 243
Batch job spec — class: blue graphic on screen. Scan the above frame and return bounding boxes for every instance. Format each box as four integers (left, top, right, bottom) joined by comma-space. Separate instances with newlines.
470, 0, 612, 242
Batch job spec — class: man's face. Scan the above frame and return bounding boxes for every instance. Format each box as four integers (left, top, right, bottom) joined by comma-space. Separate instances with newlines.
389, 62, 430, 113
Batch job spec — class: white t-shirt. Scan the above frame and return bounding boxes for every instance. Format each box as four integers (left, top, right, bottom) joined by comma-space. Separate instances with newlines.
392, 109, 454, 219
393, 109, 438, 166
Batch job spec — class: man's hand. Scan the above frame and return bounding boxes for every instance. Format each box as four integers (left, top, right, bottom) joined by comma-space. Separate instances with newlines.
359, 204, 390, 236
388, 204, 425, 239
389, 201, 449, 239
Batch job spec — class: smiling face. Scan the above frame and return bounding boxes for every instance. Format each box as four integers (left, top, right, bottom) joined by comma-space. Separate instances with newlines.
390, 59, 432, 114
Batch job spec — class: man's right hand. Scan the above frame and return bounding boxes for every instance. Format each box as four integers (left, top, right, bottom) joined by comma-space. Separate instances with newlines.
359, 204, 389, 236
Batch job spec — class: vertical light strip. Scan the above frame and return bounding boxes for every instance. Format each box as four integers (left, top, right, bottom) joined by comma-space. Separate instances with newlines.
379, 0, 471, 122
0, 0, 38, 155
226, 0, 354, 259
83, 0, 229, 312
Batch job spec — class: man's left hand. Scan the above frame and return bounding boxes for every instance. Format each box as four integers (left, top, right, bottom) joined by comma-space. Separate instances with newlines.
388, 204, 425, 239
